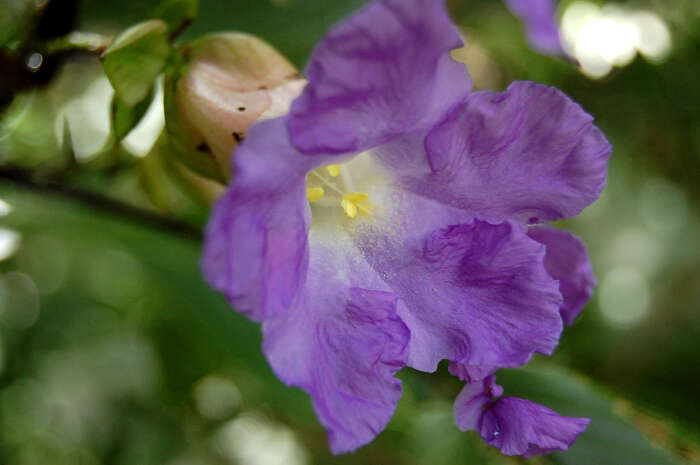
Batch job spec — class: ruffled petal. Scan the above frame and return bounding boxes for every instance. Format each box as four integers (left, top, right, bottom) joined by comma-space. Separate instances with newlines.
504, 0, 563, 54
528, 225, 596, 325
202, 118, 316, 321
352, 199, 563, 371
263, 244, 409, 453
390, 81, 611, 224
287, 0, 471, 155
454, 376, 589, 457
481, 398, 590, 457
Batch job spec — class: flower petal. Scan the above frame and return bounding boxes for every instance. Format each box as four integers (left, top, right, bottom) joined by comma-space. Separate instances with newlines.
448, 363, 497, 383
263, 245, 409, 454
528, 225, 596, 325
201, 118, 316, 321
453, 375, 501, 431
454, 376, 589, 457
396, 81, 611, 224
353, 205, 563, 372
287, 0, 470, 155
504, 0, 563, 54
481, 397, 590, 457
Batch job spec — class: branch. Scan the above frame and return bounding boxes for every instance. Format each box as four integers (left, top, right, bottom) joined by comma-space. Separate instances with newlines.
0, 165, 203, 241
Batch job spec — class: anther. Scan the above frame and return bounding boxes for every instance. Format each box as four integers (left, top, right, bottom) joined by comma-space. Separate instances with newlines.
341, 191, 371, 218
341, 198, 358, 218
307, 187, 325, 203
327, 165, 340, 177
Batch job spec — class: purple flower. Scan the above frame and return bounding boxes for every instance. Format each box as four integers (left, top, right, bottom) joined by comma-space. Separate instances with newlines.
202, 0, 610, 456
504, 0, 564, 54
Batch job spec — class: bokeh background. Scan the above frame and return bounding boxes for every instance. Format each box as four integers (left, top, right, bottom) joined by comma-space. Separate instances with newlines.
0, 0, 698, 464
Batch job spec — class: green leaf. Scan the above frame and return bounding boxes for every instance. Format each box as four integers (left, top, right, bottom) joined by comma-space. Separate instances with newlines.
101, 20, 169, 106
152, 0, 198, 39
112, 88, 154, 141
497, 365, 682, 465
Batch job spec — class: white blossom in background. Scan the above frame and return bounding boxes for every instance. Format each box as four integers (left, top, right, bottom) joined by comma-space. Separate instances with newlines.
561, 2, 671, 78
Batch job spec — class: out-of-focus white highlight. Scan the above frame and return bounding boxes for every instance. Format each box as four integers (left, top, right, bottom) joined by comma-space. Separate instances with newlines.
599, 267, 651, 328
0, 199, 12, 217
561, 2, 671, 78
0, 228, 21, 261
633, 11, 672, 63
61, 77, 114, 161
215, 412, 309, 465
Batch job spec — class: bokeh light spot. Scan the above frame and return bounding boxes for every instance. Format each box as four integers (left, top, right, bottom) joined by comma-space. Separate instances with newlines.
16, 234, 70, 294
561, 2, 672, 78
633, 11, 672, 62
0, 228, 21, 261
86, 249, 146, 308
0, 198, 12, 217
599, 267, 651, 328
638, 179, 688, 236
194, 375, 242, 420
215, 412, 309, 465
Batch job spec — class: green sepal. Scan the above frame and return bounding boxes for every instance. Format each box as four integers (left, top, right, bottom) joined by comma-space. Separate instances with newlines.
111, 88, 154, 142
101, 20, 169, 106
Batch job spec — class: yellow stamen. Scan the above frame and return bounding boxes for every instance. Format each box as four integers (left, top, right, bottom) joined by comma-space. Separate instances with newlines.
306, 187, 325, 203
327, 164, 341, 177
341, 191, 373, 218
343, 191, 369, 203
341, 198, 358, 218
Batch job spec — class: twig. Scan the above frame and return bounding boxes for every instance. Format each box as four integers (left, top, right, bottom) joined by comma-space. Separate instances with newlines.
0, 165, 203, 241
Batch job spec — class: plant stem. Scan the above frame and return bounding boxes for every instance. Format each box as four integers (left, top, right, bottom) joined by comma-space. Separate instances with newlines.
0, 165, 202, 241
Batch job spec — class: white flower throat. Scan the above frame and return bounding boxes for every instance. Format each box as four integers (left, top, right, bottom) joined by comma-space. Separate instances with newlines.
306, 164, 375, 219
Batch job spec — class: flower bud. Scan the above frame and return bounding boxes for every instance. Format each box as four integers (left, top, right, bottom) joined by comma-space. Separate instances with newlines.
164, 32, 305, 182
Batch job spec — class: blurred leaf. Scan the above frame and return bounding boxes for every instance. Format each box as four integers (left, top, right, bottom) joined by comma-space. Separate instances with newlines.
0, 0, 34, 48
101, 20, 169, 106
498, 365, 682, 465
152, 0, 198, 39
112, 88, 154, 141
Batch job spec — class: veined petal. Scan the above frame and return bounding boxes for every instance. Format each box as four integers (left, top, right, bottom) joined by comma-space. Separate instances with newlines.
415, 81, 611, 224
504, 0, 563, 54
201, 118, 316, 321
454, 376, 589, 457
287, 0, 471, 155
263, 244, 409, 454
528, 225, 596, 325
481, 397, 590, 457
352, 196, 563, 372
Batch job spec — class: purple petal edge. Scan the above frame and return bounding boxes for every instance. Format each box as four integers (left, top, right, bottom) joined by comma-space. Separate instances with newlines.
287, 0, 471, 155
504, 0, 564, 55
528, 225, 596, 325
454, 376, 590, 457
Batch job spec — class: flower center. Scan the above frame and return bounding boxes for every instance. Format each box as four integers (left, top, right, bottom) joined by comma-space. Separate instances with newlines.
306, 164, 374, 219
